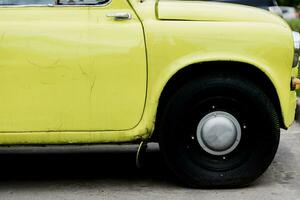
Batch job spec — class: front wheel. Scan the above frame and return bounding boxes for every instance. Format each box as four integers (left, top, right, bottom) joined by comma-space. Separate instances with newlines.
158, 75, 280, 188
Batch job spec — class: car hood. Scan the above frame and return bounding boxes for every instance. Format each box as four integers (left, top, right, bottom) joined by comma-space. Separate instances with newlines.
157, 0, 289, 28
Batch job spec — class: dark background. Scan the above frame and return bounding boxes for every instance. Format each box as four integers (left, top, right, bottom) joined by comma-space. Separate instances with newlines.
278, 0, 300, 7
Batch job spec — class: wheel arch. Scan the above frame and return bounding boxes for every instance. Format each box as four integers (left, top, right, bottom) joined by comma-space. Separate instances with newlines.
151, 61, 283, 141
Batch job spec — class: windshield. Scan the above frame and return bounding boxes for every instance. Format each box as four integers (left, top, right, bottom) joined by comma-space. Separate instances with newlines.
0, 0, 52, 4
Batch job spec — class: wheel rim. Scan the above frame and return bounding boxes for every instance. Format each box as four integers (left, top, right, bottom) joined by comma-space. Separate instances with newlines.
180, 97, 251, 171
196, 111, 242, 156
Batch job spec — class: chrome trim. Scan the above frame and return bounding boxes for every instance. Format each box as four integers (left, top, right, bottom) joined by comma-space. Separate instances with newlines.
292, 31, 300, 67
196, 111, 242, 156
0, 0, 112, 8
106, 12, 131, 20
293, 32, 300, 51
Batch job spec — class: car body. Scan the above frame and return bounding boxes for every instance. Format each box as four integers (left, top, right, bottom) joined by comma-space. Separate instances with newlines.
0, 0, 298, 187
207, 0, 282, 15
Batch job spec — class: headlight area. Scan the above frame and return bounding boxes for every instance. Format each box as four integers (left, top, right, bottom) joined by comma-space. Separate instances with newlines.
291, 32, 300, 90
292, 31, 300, 68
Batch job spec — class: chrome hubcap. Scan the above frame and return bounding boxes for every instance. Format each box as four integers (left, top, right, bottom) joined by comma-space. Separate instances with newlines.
196, 111, 241, 156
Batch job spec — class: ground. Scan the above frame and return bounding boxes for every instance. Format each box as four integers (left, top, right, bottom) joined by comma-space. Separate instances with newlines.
0, 123, 299, 200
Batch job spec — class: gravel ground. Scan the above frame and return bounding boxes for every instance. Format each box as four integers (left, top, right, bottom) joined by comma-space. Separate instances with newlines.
0, 123, 299, 200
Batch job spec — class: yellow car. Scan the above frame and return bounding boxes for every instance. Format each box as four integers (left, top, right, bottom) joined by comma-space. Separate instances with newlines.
0, 0, 298, 188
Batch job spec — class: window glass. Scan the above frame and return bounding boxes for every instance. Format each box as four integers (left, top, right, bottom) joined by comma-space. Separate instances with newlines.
58, 0, 108, 5
0, 0, 109, 5
0, 0, 52, 4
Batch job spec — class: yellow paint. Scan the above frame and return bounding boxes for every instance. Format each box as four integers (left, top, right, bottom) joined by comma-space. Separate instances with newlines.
0, 0, 297, 145
158, 0, 289, 27
133, 0, 296, 129
0, 0, 147, 131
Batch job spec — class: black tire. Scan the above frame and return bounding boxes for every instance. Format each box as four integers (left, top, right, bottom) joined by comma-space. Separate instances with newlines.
158, 74, 280, 188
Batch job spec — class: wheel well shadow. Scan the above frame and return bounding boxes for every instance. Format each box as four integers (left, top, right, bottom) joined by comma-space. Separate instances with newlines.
151, 61, 283, 142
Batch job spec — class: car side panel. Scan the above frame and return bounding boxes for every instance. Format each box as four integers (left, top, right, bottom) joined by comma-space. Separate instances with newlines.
0, 0, 296, 145
131, 0, 296, 129
0, 0, 147, 132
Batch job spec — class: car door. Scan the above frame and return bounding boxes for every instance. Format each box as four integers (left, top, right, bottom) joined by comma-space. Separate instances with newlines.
0, 0, 147, 131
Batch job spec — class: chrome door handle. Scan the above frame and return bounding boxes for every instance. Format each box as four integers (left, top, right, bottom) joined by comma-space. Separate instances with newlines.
106, 12, 132, 21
